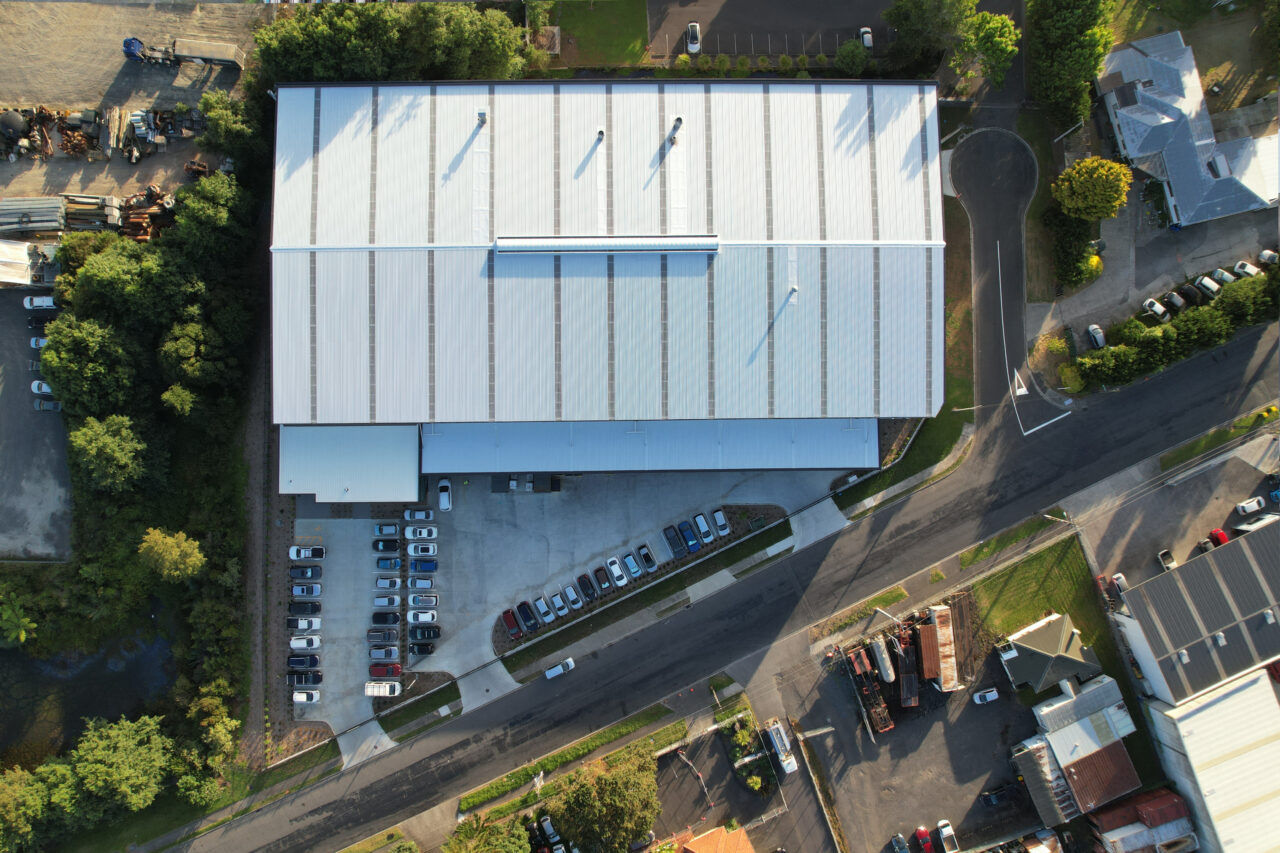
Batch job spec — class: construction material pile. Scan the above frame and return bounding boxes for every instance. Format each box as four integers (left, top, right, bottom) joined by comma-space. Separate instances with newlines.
0, 197, 65, 236
62, 194, 123, 231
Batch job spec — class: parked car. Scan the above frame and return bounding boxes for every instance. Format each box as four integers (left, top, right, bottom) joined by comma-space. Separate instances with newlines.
891, 835, 909, 853
409, 593, 437, 608
371, 611, 400, 625
409, 626, 440, 641
1209, 527, 1229, 546
550, 591, 569, 616
291, 583, 322, 597
678, 520, 701, 553
664, 525, 688, 559
408, 543, 437, 557
367, 628, 397, 643
289, 565, 321, 580
369, 663, 401, 678
288, 601, 321, 616
629, 833, 655, 852
534, 596, 555, 623
287, 654, 319, 668
408, 609, 438, 624
374, 576, 401, 590
540, 815, 560, 844
607, 556, 628, 587
407, 577, 433, 590
372, 538, 399, 552
287, 617, 320, 631
1237, 496, 1265, 516
373, 523, 398, 536
369, 646, 399, 660
405, 526, 437, 540
1259, 248, 1279, 265
27, 318, 48, 334
23, 295, 56, 310
376, 557, 402, 571
1161, 290, 1186, 314
410, 559, 437, 573
409, 642, 435, 655
577, 573, 598, 602
290, 635, 321, 651
1111, 572, 1129, 598
29, 337, 47, 349
593, 565, 611, 593
516, 600, 539, 632
501, 608, 523, 640
293, 690, 319, 704
288, 545, 325, 560
437, 478, 452, 511
914, 827, 934, 853
372, 595, 400, 608
1193, 276, 1221, 299
1086, 323, 1106, 349
973, 687, 999, 704
623, 552, 642, 578
1234, 260, 1261, 278
545, 658, 575, 680
1157, 549, 1177, 571
563, 584, 583, 610
1210, 267, 1236, 285
30, 380, 53, 395
1142, 297, 1170, 323
859, 25, 873, 48
287, 671, 322, 686
712, 509, 731, 537
936, 820, 958, 853
33, 399, 62, 412
637, 544, 657, 571
693, 513, 715, 543
685, 21, 701, 54
1198, 538, 1214, 553
980, 785, 1019, 807
1177, 282, 1206, 305
404, 508, 434, 521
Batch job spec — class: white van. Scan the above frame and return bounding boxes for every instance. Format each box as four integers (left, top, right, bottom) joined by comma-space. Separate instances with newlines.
763, 717, 798, 774
545, 657, 575, 679
23, 295, 56, 310
364, 681, 402, 697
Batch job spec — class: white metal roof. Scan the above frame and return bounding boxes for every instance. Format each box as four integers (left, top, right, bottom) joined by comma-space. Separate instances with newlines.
271, 81, 944, 427
278, 426, 419, 502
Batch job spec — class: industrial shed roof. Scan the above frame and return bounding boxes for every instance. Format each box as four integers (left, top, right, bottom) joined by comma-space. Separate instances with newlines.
270, 81, 945, 429
278, 425, 419, 502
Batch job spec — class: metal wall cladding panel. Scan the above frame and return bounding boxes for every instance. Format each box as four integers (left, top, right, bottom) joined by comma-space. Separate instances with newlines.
825, 247, 875, 416
376, 87, 433, 246
920, 88, 944, 240
1180, 559, 1238, 634
374, 251, 430, 423
930, 245, 945, 414
495, 86, 555, 238
1243, 526, 1280, 599
610, 84, 662, 236
272, 252, 312, 422
709, 84, 766, 240
877, 246, 927, 415
433, 86, 492, 246
494, 253, 555, 421
662, 84, 708, 235
314, 251, 370, 423
665, 252, 710, 419
560, 253, 609, 421
613, 253, 662, 420
559, 86, 608, 237
772, 247, 823, 417
273, 86, 315, 249
820, 85, 873, 242
873, 86, 926, 242
712, 247, 769, 418
316, 87, 372, 247
1212, 546, 1268, 613
769, 85, 821, 242
432, 249, 490, 421
1143, 577, 1204, 650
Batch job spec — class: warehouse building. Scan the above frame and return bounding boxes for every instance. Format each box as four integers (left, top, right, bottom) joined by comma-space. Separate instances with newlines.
271, 81, 944, 501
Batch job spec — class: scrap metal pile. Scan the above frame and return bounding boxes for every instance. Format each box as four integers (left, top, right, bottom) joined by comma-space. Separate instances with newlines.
0, 104, 205, 164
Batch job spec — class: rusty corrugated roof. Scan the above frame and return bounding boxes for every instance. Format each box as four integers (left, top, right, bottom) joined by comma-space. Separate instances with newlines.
1062, 741, 1141, 813
919, 623, 940, 679
683, 826, 757, 853
1089, 787, 1190, 832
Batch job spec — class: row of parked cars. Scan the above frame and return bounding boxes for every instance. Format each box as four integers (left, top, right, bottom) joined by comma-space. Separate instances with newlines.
286, 556, 324, 704
24, 298, 64, 411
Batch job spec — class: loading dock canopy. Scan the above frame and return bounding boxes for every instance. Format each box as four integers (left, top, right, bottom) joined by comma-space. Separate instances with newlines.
279, 426, 419, 503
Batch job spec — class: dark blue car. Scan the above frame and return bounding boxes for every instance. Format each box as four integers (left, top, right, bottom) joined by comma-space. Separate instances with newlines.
409, 560, 437, 573
678, 521, 701, 553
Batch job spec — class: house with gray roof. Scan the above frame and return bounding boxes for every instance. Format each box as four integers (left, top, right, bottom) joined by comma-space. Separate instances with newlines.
1096, 31, 1278, 227
998, 612, 1102, 693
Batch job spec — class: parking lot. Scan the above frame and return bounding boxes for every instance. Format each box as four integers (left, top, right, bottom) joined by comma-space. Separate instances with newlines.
0, 287, 72, 561
646, 0, 892, 59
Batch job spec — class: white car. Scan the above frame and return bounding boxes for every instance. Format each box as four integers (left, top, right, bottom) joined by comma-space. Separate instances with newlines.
409, 593, 437, 608
290, 635, 321, 651
369, 646, 399, 660
30, 337, 47, 349
373, 523, 398, 537
713, 509, 730, 537
1086, 324, 1106, 349
404, 508, 434, 521
1142, 298, 1170, 323
23, 295, 56, 310
1210, 267, 1236, 285
437, 478, 452, 512
289, 617, 320, 632
685, 22, 701, 54
405, 526, 437, 540
1236, 496, 1265, 516
373, 595, 400, 608
289, 545, 325, 560
292, 583, 322, 597
31, 380, 53, 395
534, 596, 555, 623
607, 556, 628, 588
293, 690, 320, 704
1259, 249, 1279, 265
859, 26, 873, 49
407, 577, 434, 590
408, 542, 437, 557
563, 584, 583, 610
1193, 276, 1221, 299
973, 688, 999, 704
375, 576, 401, 590
550, 591, 569, 616
1234, 260, 1260, 278
409, 609, 438, 624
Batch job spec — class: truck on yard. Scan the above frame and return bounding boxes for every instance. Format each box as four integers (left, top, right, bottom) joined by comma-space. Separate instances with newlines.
937, 820, 959, 853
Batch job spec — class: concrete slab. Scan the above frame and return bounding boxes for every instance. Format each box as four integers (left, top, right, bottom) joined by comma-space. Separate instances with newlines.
457, 661, 519, 713
788, 498, 849, 549
336, 719, 397, 769
684, 571, 736, 606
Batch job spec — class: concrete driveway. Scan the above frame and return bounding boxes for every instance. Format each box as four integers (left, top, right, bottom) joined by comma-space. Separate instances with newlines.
646, 0, 892, 60
0, 288, 71, 561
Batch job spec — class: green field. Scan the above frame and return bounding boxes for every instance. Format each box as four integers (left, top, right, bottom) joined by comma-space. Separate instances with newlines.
555, 0, 650, 65
959, 510, 1065, 569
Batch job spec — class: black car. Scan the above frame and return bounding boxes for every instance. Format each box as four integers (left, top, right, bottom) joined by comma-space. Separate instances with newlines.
287, 654, 319, 668
372, 538, 399, 552
289, 565, 322, 580
663, 525, 688, 558
637, 544, 657, 571
286, 671, 322, 686
288, 601, 321, 615
409, 642, 435, 655
1161, 290, 1187, 314
576, 573, 598, 603
371, 611, 401, 626
367, 628, 398, 643
592, 566, 612, 593
515, 600, 539, 632
409, 626, 440, 641
26, 317, 48, 331
1177, 282, 1206, 306
980, 784, 1019, 807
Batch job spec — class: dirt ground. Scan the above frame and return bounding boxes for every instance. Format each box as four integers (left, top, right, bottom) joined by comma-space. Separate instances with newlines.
0, 143, 204, 200
0, 2, 267, 113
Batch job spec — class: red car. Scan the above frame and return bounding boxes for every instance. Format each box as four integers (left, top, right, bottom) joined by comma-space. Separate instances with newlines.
1209, 528, 1230, 547
914, 827, 934, 853
369, 663, 401, 678
502, 608, 523, 640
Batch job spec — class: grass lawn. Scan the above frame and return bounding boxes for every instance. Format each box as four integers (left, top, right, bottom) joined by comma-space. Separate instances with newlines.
377, 681, 461, 735
501, 519, 792, 673
835, 198, 973, 511
971, 537, 1165, 786
708, 673, 736, 694
1159, 406, 1279, 471
1017, 111, 1060, 304
554, 0, 650, 66
713, 692, 753, 724
959, 510, 1064, 569
812, 586, 910, 640
339, 827, 408, 853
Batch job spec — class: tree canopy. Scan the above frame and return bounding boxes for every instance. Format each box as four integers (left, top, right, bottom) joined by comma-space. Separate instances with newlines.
1052, 156, 1133, 220
551, 752, 661, 853
834, 40, 868, 77
1026, 0, 1111, 125
71, 716, 174, 812
952, 12, 1020, 87
67, 415, 146, 494
139, 528, 207, 582
444, 814, 526, 853
884, 0, 977, 67
40, 316, 136, 418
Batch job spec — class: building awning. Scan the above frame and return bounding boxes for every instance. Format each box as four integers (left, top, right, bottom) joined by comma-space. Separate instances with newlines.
279, 425, 419, 503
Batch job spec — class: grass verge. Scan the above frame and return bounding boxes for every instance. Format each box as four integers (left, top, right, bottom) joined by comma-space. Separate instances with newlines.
1159, 407, 1279, 471
812, 586, 910, 641
378, 681, 461, 734
459, 704, 671, 811
554, 0, 649, 65
930, 569, 946, 584
708, 673, 735, 694
799, 740, 851, 853
713, 693, 753, 724
959, 510, 1064, 569
501, 520, 792, 674
339, 827, 407, 853
971, 537, 1165, 785
1017, 111, 1059, 304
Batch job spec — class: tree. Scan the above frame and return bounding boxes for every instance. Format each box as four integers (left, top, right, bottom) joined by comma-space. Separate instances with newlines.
164, 172, 251, 275
1052, 157, 1133, 220
139, 528, 207, 582
884, 0, 976, 67
952, 12, 1020, 86
834, 39, 867, 76
68, 415, 146, 494
0, 766, 45, 851
1026, 0, 1111, 124
444, 814, 525, 853
39, 316, 136, 417
0, 590, 37, 646
71, 716, 173, 812
399, 4, 524, 80
551, 753, 661, 853
254, 4, 406, 87
197, 90, 264, 168
55, 231, 123, 279
162, 383, 197, 417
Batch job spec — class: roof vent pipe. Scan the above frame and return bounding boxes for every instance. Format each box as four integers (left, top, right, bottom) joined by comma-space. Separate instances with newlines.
477, 109, 487, 125
1178, 649, 1190, 664
597, 128, 604, 141
1265, 610, 1277, 625
1214, 632, 1227, 647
